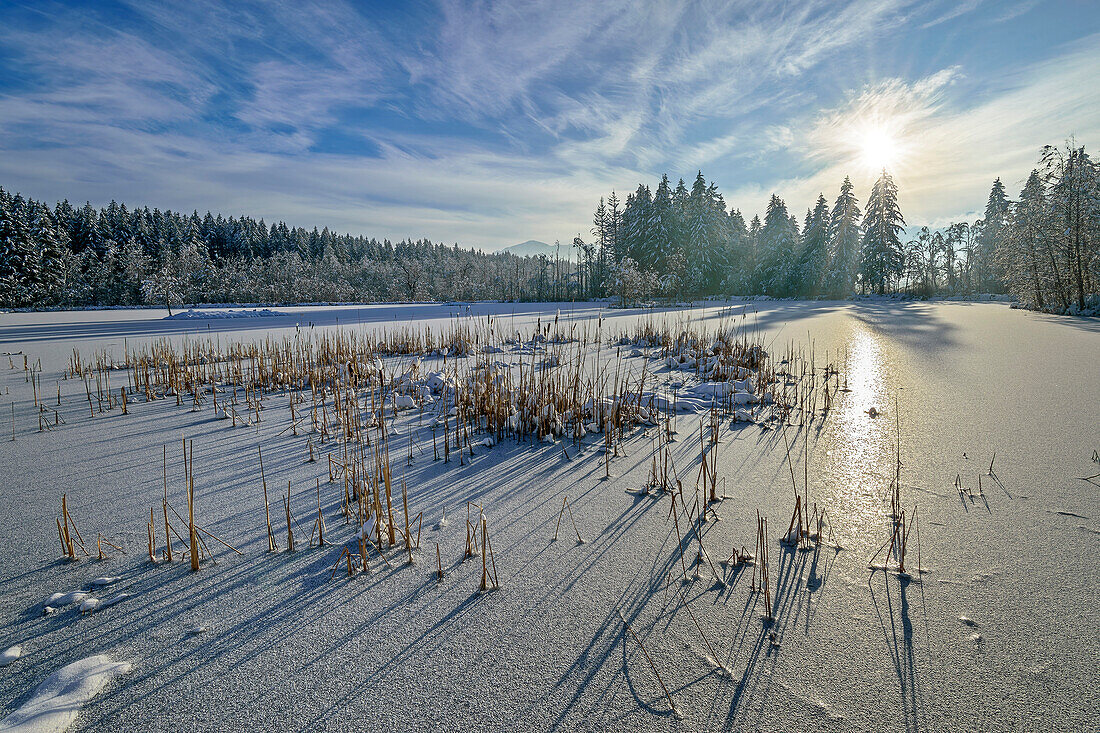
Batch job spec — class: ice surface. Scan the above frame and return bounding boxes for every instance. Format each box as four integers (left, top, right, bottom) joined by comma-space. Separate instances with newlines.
0, 300, 1097, 731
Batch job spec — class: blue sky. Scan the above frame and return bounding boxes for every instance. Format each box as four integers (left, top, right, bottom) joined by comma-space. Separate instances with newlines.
0, 0, 1098, 250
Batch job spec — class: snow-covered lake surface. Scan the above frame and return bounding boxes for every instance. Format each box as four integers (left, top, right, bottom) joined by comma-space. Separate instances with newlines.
0, 301, 1097, 731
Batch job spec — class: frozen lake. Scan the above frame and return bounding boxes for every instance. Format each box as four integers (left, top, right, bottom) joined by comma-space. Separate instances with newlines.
0, 300, 1097, 731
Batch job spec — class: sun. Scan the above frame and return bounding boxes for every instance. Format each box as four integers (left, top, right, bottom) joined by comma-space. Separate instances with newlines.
859, 127, 900, 172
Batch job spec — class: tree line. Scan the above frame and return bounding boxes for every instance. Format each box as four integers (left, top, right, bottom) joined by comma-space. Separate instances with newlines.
0, 196, 577, 308
1, 141, 1096, 312
577, 141, 1098, 312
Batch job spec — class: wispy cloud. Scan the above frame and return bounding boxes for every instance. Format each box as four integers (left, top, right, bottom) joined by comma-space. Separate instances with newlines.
0, 0, 1097, 247
744, 34, 1100, 226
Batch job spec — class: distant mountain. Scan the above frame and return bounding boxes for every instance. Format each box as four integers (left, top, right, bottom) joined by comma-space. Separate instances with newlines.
499, 240, 574, 261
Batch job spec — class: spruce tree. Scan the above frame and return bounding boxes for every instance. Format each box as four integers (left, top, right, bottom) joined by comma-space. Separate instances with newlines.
0, 191, 34, 305
860, 169, 905, 294
798, 194, 830, 297
725, 209, 749, 292
621, 185, 652, 267
756, 194, 798, 296
824, 176, 861, 298
648, 174, 676, 271
978, 177, 1010, 292
28, 202, 67, 304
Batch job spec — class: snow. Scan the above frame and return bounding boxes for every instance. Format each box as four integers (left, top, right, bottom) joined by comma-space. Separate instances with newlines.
78, 594, 130, 616
0, 300, 1097, 731
0, 656, 130, 733
163, 308, 283, 320
0, 648, 20, 668
43, 593, 85, 608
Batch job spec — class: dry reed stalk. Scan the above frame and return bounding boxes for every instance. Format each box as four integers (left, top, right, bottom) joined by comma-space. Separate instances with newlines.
189, 524, 243, 556
553, 495, 570, 542
565, 499, 584, 544
55, 517, 66, 557
753, 512, 772, 620
480, 516, 489, 591
314, 478, 326, 546
283, 484, 295, 552
383, 442, 395, 547
485, 523, 500, 588
258, 446, 277, 552
675, 583, 729, 675
330, 547, 349, 579
187, 441, 199, 571
617, 610, 678, 717
148, 507, 156, 562
668, 493, 690, 583
60, 494, 87, 558
162, 445, 174, 562
401, 480, 413, 563
464, 502, 475, 559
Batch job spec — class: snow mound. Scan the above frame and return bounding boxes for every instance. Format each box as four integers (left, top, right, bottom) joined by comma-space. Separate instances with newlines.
44, 591, 86, 608
79, 593, 131, 616
0, 645, 21, 667
0, 655, 131, 733
164, 308, 282, 320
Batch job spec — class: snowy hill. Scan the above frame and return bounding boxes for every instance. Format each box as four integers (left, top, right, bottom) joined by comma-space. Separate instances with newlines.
499, 240, 574, 261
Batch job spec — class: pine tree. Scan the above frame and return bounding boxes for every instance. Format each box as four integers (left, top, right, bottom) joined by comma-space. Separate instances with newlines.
621, 185, 652, 267
860, 169, 905, 294
684, 172, 720, 295
977, 178, 1010, 292
649, 174, 676, 271
823, 176, 861, 298
724, 209, 749, 292
756, 194, 798, 296
590, 198, 607, 298
0, 191, 35, 306
797, 194, 830, 297
605, 191, 622, 262
746, 214, 762, 290
28, 201, 67, 304
603, 191, 622, 293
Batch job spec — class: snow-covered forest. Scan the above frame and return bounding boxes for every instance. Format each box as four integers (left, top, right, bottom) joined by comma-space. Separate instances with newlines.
1, 142, 1097, 313
0, 200, 575, 308
582, 141, 1100, 313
